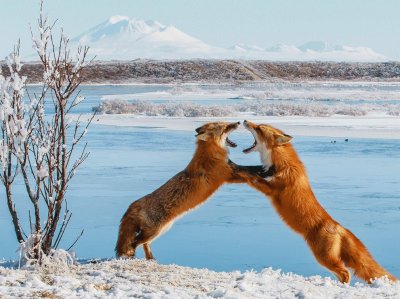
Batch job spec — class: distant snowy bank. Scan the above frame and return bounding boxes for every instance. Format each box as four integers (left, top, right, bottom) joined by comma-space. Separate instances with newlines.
90, 114, 400, 140
94, 82, 400, 118
1, 259, 399, 298
94, 99, 400, 117
88, 82, 400, 139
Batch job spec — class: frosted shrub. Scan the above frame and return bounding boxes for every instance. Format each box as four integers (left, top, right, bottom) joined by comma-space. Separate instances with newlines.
40, 249, 76, 271
387, 106, 400, 116
0, 0, 93, 264
95, 100, 236, 117
239, 102, 332, 117
334, 105, 367, 116
94, 98, 399, 118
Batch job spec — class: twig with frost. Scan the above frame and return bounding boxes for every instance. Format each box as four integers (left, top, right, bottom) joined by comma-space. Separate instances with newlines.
0, 0, 94, 264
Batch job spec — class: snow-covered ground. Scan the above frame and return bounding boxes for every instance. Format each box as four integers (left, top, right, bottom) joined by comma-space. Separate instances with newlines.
1, 84, 399, 298
92, 82, 400, 139
1, 259, 399, 298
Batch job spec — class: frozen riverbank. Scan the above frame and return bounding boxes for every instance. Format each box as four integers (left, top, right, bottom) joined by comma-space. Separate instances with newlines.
1, 259, 399, 298
89, 81, 400, 139
93, 114, 400, 139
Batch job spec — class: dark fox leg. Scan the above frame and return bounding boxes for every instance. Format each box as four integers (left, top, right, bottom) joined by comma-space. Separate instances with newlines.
132, 227, 159, 260
228, 160, 275, 178
228, 160, 275, 192
115, 217, 140, 257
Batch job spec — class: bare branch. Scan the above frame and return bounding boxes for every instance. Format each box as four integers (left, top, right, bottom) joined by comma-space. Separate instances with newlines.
66, 229, 84, 251
1, 0, 93, 261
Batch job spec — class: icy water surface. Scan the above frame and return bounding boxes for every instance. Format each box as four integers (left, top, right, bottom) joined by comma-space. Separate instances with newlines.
26, 83, 400, 115
0, 124, 399, 281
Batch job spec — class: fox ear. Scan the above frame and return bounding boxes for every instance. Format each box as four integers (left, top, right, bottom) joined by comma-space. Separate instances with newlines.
275, 133, 292, 145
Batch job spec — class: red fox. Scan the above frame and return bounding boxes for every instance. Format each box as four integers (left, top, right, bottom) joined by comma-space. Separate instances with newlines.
116, 121, 266, 259
241, 120, 397, 284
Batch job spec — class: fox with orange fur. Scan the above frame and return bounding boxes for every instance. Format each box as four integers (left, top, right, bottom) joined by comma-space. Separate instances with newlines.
241, 120, 397, 284
116, 121, 265, 259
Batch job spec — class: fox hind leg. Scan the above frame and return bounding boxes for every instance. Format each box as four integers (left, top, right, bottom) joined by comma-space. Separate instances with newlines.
307, 228, 351, 283
132, 227, 159, 260
340, 229, 397, 283
143, 243, 155, 260
315, 253, 351, 283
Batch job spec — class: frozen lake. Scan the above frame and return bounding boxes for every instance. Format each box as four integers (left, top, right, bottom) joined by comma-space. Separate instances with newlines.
26, 82, 400, 116
1, 124, 399, 280
0, 84, 399, 282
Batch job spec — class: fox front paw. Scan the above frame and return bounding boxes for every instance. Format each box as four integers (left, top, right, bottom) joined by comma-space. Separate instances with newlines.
258, 165, 276, 179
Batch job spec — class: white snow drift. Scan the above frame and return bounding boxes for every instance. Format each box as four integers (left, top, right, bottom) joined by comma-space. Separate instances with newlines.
0, 259, 399, 298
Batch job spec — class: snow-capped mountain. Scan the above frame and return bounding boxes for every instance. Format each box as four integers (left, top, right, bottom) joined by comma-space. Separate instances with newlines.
229, 44, 265, 52
298, 41, 343, 52
72, 16, 387, 61
72, 16, 223, 60
260, 41, 387, 62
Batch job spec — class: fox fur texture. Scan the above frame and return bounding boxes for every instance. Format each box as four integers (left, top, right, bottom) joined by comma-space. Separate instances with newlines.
241, 120, 397, 284
116, 121, 265, 260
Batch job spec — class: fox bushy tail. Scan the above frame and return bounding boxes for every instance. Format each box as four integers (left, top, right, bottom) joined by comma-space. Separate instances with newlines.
340, 229, 397, 283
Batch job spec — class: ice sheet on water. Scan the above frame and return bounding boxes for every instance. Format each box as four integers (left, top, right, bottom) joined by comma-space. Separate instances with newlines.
1, 126, 398, 281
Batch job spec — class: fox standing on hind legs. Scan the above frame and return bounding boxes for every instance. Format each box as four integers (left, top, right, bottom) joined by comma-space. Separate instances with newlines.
116, 121, 265, 260
241, 120, 397, 284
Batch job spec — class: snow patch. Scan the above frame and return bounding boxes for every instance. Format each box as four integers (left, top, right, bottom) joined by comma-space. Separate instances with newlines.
108, 15, 130, 24
0, 259, 398, 298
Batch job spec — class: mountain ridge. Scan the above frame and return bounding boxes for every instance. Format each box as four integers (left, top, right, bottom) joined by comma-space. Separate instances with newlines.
70, 16, 387, 62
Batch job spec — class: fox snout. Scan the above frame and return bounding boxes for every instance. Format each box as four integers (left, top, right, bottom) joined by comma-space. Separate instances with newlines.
243, 120, 256, 129
226, 121, 241, 131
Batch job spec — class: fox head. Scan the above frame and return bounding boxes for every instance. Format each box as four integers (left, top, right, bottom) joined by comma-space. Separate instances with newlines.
243, 120, 292, 168
195, 121, 240, 150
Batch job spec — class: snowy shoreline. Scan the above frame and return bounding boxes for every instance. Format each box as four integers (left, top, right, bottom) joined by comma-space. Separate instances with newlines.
90, 81, 400, 140
66, 81, 400, 86
1, 259, 399, 298
93, 114, 400, 140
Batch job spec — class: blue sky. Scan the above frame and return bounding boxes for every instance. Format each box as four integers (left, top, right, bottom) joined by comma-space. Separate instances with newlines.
0, 0, 399, 59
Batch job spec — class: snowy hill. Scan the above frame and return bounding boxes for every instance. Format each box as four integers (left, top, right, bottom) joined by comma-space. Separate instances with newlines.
72, 16, 222, 60
72, 16, 387, 62
298, 41, 343, 52
1, 259, 399, 298
244, 41, 386, 61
